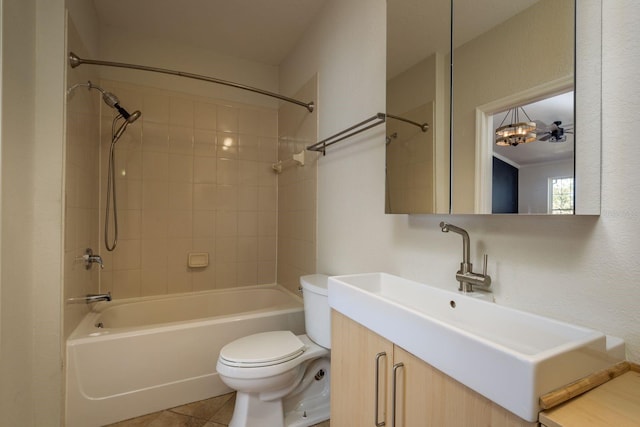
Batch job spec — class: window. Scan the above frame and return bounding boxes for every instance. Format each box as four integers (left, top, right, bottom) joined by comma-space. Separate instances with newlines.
548, 177, 574, 214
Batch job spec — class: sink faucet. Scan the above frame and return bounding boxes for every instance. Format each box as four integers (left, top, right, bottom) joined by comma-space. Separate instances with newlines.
439, 222, 492, 292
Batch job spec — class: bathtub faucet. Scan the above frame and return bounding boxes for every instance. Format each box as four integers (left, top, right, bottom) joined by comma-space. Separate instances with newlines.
81, 248, 104, 270
67, 292, 112, 304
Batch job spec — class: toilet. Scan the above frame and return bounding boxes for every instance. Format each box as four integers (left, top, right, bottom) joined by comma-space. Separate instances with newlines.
216, 274, 331, 427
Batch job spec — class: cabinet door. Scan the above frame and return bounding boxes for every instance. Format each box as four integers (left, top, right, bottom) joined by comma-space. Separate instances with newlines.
393, 346, 537, 427
331, 310, 394, 427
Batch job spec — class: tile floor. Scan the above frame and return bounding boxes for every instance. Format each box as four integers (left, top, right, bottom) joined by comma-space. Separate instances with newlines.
105, 392, 330, 427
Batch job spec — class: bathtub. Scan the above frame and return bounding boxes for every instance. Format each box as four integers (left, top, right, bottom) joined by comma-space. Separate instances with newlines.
65, 284, 305, 427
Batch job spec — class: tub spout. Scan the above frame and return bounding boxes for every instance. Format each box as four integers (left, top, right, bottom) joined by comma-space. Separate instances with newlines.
67, 292, 112, 304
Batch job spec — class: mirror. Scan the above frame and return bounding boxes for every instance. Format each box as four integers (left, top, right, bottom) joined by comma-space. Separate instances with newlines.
386, 0, 451, 214
386, 0, 601, 215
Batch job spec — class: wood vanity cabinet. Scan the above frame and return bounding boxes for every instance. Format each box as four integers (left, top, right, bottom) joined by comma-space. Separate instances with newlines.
330, 310, 537, 427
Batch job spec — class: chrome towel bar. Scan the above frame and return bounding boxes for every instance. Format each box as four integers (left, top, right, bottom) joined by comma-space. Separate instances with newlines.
306, 112, 428, 155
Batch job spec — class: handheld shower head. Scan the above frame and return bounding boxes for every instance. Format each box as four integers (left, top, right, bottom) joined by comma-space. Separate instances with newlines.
113, 110, 142, 142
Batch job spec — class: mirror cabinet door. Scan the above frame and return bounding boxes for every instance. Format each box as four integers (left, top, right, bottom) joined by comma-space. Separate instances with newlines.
386, 0, 451, 214
386, 0, 601, 215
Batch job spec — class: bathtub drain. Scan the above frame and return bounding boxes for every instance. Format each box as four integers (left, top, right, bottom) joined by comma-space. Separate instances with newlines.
314, 369, 325, 381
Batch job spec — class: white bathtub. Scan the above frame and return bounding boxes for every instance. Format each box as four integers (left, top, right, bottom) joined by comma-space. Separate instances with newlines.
65, 284, 305, 427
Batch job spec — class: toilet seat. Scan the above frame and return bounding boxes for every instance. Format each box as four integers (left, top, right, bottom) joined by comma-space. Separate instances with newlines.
219, 331, 306, 368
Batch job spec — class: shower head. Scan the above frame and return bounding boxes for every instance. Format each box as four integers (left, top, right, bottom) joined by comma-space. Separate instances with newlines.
113, 110, 142, 143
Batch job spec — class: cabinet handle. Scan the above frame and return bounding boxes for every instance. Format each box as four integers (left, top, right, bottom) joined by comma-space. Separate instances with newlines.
374, 352, 387, 427
392, 362, 404, 427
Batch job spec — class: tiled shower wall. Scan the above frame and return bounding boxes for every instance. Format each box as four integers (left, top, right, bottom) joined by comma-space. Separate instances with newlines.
98, 81, 279, 298
277, 76, 318, 294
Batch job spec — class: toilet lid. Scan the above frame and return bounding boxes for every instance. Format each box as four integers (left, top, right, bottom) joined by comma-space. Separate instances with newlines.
219, 331, 305, 367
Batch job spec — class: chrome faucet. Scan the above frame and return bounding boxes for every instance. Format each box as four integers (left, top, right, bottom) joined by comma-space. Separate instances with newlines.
67, 291, 112, 304
439, 222, 492, 292
81, 248, 104, 270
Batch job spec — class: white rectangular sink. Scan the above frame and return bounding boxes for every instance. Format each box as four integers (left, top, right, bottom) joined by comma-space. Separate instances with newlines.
328, 273, 622, 422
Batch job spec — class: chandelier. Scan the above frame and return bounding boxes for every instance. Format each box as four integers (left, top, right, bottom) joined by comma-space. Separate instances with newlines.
495, 107, 536, 146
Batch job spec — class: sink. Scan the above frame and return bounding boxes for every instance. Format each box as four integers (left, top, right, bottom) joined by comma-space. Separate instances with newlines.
328, 273, 622, 422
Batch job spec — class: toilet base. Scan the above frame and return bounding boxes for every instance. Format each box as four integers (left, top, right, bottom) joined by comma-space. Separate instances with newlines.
229, 393, 284, 427
283, 357, 330, 427
228, 357, 330, 427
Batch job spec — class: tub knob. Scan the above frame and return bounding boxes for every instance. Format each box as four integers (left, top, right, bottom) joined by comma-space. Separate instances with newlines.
81, 248, 104, 270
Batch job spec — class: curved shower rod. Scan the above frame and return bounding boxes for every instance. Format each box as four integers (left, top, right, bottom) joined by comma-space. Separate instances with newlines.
68, 52, 315, 113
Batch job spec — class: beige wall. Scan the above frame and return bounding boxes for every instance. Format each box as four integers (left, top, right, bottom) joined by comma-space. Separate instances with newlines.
282, 0, 640, 364
96, 81, 279, 298
277, 76, 319, 294
452, 0, 574, 212
1, 0, 66, 424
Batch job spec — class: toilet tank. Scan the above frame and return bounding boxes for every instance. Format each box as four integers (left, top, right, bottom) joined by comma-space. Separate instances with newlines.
300, 274, 331, 349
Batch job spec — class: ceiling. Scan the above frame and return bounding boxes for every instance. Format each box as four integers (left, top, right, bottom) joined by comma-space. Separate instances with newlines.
92, 0, 327, 66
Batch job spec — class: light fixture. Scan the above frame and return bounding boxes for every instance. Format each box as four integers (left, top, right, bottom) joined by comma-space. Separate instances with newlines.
495, 107, 536, 146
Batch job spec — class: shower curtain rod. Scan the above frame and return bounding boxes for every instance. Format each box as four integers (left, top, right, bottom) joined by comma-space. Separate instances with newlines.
68, 52, 315, 113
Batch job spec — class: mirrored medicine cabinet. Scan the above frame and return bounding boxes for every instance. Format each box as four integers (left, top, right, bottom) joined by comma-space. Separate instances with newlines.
385, 0, 601, 215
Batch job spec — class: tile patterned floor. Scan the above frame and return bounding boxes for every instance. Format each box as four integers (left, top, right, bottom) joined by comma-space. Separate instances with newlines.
104, 392, 330, 427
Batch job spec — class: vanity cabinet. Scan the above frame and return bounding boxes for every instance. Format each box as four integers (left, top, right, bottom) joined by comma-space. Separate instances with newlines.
330, 310, 537, 427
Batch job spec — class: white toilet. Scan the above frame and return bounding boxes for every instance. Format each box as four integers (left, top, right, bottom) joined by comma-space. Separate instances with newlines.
216, 274, 331, 427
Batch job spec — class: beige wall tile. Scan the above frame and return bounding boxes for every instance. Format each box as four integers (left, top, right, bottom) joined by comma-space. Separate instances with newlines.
169, 154, 194, 183
193, 183, 217, 210
167, 211, 193, 238
215, 212, 238, 237
215, 185, 237, 211
193, 156, 216, 184
237, 186, 258, 211
192, 211, 216, 239
169, 181, 193, 210
217, 105, 239, 133
169, 125, 194, 155
215, 262, 237, 288
239, 108, 262, 136
167, 270, 194, 294
142, 122, 169, 152
88, 81, 283, 299
237, 262, 258, 286
192, 267, 216, 291
237, 237, 258, 262
217, 133, 238, 159
194, 102, 217, 131
170, 97, 194, 127
142, 93, 170, 124
142, 151, 169, 181
194, 129, 217, 157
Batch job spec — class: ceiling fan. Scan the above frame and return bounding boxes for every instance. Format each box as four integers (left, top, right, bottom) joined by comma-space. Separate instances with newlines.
535, 120, 573, 143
